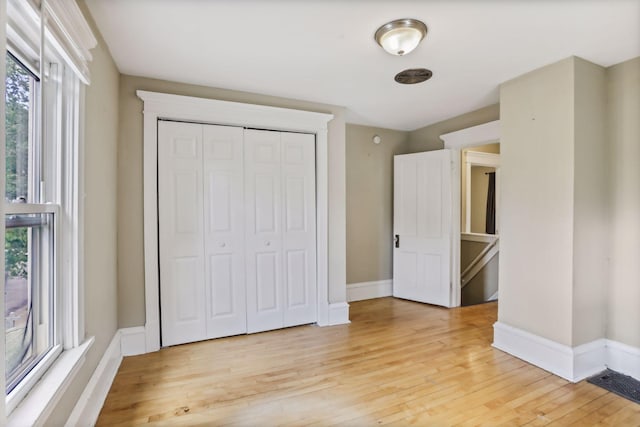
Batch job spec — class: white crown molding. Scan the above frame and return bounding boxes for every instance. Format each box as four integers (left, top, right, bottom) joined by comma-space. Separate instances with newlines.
465, 151, 500, 167
347, 280, 393, 302
441, 120, 500, 149
137, 91, 334, 133
45, 0, 97, 60
8, 0, 97, 83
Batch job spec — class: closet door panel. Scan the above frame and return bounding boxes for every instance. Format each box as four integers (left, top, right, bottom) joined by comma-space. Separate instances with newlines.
203, 124, 247, 338
245, 129, 284, 333
281, 132, 317, 326
158, 121, 207, 346
160, 123, 317, 345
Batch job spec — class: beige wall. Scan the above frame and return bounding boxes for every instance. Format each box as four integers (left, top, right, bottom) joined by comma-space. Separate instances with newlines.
47, 1, 120, 423
465, 144, 500, 155
345, 124, 409, 284
407, 104, 500, 153
462, 255, 499, 306
118, 76, 347, 327
499, 56, 610, 347
606, 57, 640, 348
345, 107, 501, 284
571, 58, 607, 346
499, 57, 576, 346
460, 239, 489, 270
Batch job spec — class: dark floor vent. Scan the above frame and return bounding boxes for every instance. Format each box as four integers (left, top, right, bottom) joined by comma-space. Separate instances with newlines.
394, 68, 432, 84
587, 369, 640, 404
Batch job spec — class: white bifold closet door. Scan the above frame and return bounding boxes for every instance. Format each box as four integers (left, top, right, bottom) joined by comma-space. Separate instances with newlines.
244, 129, 317, 333
158, 121, 316, 347
158, 120, 246, 346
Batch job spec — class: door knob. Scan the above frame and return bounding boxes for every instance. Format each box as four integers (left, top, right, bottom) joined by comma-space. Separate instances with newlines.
220, 242, 226, 248
265, 241, 271, 246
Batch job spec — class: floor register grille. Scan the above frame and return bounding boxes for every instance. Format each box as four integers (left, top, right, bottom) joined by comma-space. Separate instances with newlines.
588, 369, 640, 404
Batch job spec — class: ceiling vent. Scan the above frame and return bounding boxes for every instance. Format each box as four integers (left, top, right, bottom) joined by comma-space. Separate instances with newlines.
394, 68, 433, 84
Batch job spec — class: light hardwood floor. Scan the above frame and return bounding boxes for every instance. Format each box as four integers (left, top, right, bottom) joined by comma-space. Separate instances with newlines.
97, 298, 640, 426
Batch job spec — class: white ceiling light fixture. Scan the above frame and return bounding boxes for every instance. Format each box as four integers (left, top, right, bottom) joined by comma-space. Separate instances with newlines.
375, 18, 427, 56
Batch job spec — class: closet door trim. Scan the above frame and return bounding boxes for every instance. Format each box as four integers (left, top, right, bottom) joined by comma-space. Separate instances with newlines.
139, 91, 334, 352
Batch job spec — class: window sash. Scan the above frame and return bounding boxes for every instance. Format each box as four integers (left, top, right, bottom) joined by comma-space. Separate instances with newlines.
4, 205, 59, 412
5, 213, 48, 228
4, 210, 57, 394
5, 203, 57, 215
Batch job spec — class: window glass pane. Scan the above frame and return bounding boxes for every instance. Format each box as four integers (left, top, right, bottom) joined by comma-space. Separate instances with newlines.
5, 225, 32, 378
5, 52, 36, 203
4, 213, 55, 392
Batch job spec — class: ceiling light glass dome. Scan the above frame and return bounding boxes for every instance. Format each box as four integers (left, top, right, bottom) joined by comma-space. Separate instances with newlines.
375, 19, 427, 56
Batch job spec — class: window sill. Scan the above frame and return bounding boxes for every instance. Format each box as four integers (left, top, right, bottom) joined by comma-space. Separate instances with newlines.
7, 337, 94, 426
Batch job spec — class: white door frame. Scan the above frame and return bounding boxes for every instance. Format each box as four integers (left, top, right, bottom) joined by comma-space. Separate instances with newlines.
138, 90, 334, 353
440, 120, 500, 307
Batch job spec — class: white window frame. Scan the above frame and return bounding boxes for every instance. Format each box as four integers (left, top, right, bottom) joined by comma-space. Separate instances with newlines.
1, 3, 7, 418
2, 0, 96, 423
4, 46, 63, 414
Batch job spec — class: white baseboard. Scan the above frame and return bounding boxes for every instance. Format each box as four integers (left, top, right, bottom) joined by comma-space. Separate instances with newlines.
347, 280, 392, 302
606, 339, 640, 381
328, 302, 351, 325
492, 322, 606, 382
120, 326, 147, 356
493, 322, 640, 383
573, 339, 607, 381
65, 333, 122, 427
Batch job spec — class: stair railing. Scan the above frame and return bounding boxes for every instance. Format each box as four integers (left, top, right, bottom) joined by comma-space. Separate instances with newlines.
461, 237, 499, 288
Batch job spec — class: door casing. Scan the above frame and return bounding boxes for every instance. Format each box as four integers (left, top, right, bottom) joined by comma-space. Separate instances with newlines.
139, 91, 336, 353
440, 120, 501, 307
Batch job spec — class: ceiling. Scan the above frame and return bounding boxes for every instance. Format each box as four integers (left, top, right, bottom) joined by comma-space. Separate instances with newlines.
85, 0, 640, 131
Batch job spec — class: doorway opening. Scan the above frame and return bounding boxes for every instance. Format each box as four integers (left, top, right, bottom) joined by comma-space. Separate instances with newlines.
440, 119, 501, 308
460, 144, 500, 306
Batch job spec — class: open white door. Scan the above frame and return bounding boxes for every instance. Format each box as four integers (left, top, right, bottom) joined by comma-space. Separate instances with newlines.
393, 149, 453, 307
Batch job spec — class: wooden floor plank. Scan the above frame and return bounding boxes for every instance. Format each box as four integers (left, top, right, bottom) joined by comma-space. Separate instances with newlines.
96, 298, 639, 426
